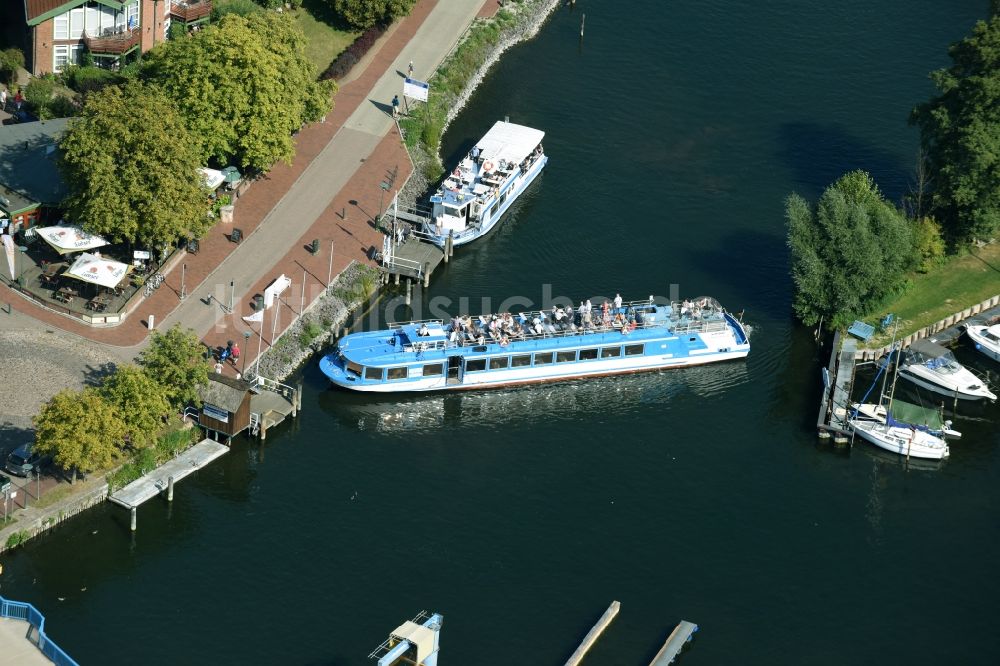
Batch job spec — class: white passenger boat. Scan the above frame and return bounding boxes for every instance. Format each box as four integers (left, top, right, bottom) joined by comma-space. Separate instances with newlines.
319, 296, 750, 392
423, 120, 546, 247
896, 339, 996, 401
965, 322, 1000, 362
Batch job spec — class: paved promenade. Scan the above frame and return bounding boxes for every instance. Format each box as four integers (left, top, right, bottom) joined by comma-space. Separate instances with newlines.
1, 0, 492, 399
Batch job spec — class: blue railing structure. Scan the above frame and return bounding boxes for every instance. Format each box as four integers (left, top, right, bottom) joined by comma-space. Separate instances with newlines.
0, 595, 78, 666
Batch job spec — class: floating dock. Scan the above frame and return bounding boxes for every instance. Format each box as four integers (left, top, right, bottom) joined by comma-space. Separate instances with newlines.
368, 610, 443, 666
816, 330, 856, 444
649, 621, 699, 665
564, 600, 620, 666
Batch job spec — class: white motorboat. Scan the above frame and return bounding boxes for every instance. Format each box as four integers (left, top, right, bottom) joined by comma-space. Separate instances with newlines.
965, 323, 1000, 363
896, 338, 996, 401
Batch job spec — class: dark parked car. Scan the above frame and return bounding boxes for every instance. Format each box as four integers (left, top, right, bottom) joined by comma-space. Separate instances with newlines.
5, 444, 51, 477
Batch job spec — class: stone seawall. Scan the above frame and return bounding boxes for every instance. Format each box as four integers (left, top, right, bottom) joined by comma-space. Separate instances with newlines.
0, 481, 108, 554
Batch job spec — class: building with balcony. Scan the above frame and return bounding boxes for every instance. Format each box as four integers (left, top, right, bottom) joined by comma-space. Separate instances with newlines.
21, 0, 209, 76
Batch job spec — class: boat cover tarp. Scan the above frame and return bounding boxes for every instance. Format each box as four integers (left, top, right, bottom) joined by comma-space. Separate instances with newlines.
907, 339, 951, 360
476, 121, 544, 166
888, 399, 944, 432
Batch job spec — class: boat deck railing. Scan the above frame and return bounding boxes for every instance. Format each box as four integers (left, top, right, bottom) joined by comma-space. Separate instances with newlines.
377, 299, 736, 354
0, 595, 78, 665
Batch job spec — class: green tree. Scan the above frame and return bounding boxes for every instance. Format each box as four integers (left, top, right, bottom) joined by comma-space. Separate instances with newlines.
212, 0, 262, 20
0, 48, 25, 86
33, 388, 126, 482
331, 0, 416, 29
22, 77, 55, 118
145, 12, 333, 171
138, 324, 210, 409
912, 16, 1000, 243
786, 171, 914, 329
912, 216, 946, 273
59, 81, 211, 247
101, 365, 171, 450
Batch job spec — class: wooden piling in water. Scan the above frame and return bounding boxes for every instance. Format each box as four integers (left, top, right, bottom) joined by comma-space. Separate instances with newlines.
564, 601, 620, 666
130, 506, 137, 531
167, 476, 174, 502
405, 279, 412, 305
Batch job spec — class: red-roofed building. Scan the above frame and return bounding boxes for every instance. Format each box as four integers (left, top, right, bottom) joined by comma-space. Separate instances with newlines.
21, 0, 211, 76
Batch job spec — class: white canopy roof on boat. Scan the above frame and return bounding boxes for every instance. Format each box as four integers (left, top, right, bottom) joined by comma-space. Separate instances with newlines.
199, 167, 225, 190
476, 121, 544, 166
66, 252, 132, 288
36, 225, 108, 255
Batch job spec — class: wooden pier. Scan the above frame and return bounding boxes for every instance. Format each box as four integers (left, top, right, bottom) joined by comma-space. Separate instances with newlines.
816, 330, 857, 444
649, 621, 699, 666
380, 209, 447, 287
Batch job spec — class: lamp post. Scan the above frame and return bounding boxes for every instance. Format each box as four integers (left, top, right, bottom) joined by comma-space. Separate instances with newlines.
242, 330, 251, 376
378, 181, 390, 222
16, 245, 27, 285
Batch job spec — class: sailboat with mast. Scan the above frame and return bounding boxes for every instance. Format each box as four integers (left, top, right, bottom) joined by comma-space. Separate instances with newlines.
848, 321, 951, 460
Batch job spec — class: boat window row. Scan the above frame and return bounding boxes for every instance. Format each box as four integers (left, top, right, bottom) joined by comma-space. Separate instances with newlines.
357, 343, 648, 381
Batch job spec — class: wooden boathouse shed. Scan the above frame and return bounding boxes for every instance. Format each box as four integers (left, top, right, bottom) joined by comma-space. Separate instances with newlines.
198, 374, 253, 440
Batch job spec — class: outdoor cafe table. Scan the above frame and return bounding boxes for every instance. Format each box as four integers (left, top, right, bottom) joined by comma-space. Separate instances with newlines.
86, 294, 110, 312
54, 287, 77, 304
39, 261, 68, 286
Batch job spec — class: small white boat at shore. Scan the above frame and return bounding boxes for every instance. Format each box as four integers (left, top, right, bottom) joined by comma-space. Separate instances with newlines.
423, 120, 546, 247
965, 322, 1000, 363
896, 339, 996, 402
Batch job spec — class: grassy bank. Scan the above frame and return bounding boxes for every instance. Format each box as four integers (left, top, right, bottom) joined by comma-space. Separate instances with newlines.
290, 5, 359, 76
860, 243, 1000, 344
106, 418, 199, 493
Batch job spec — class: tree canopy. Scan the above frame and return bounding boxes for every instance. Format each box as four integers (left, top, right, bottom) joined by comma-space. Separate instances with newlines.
33, 388, 126, 478
786, 171, 915, 329
144, 12, 334, 172
59, 81, 211, 247
138, 324, 210, 409
330, 0, 416, 30
101, 365, 172, 450
912, 15, 1000, 243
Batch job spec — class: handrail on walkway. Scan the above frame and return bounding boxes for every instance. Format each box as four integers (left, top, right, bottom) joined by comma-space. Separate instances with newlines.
0, 595, 79, 666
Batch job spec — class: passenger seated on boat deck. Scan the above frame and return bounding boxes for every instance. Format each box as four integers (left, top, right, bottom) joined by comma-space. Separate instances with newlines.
418, 323, 430, 336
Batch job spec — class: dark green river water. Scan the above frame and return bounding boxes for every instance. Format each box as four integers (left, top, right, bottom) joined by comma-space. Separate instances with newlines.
4, 1, 998, 664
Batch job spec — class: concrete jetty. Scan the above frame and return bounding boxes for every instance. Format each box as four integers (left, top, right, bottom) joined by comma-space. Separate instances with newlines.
564, 600, 620, 666
649, 620, 699, 665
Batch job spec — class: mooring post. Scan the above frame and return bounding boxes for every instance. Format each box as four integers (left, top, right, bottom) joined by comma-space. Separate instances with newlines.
423, 263, 431, 288
393, 272, 400, 286
130, 506, 137, 532
297, 382, 304, 412
444, 234, 452, 262
167, 476, 174, 502
405, 279, 412, 305
580, 13, 585, 37
291, 387, 298, 418
260, 420, 267, 441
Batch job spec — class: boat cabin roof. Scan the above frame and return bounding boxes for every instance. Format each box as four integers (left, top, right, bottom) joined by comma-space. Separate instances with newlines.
908, 339, 952, 359
477, 121, 545, 165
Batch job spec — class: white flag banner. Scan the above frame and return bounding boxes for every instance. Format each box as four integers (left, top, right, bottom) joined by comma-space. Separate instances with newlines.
242, 311, 264, 323
403, 77, 429, 102
2, 234, 15, 280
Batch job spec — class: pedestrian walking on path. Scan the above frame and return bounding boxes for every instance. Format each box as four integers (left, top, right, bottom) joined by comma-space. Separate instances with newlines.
408, 61, 414, 78
391, 94, 400, 119
0, 88, 7, 112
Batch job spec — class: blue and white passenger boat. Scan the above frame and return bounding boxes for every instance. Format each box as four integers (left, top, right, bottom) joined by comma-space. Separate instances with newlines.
423, 120, 546, 247
319, 296, 750, 392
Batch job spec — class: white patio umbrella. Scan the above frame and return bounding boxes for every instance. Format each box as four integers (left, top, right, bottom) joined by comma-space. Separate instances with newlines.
36, 225, 108, 256
65, 252, 132, 289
